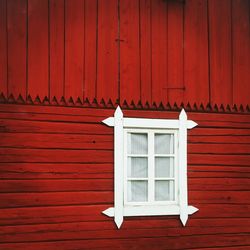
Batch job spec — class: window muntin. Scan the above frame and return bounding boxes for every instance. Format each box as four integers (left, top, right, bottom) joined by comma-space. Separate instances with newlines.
124, 129, 178, 206
102, 107, 199, 228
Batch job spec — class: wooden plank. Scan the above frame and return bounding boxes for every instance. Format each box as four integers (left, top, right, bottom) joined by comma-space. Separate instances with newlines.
97, 0, 118, 101
0, 234, 250, 250
189, 178, 250, 191
151, 0, 168, 104
65, 0, 84, 99
0, 163, 113, 180
0, 205, 110, 226
7, 0, 27, 97
0, 119, 113, 134
232, 0, 250, 106
0, 179, 113, 193
1, 204, 248, 226
167, 0, 184, 104
0, 191, 113, 208
189, 190, 250, 204
0, 133, 113, 150
184, 0, 209, 105
0, 148, 113, 163
0, 0, 7, 95
120, 0, 140, 103
209, 0, 233, 105
189, 154, 250, 166
189, 135, 250, 144
49, 0, 64, 99
28, 0, 49, 98
189, 143, 250, 154
139, 0, 151, 103
84, 0, 97, 99
1, 222, 250, 243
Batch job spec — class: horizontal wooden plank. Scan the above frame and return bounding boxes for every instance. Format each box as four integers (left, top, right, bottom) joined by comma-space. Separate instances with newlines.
1, 204, 248, 226
0, 133, 113, 150
0, 119, 112, 134
189, 191, 250, 204
189, 135, 250, 144
189, 154, 250, 166
0, 191, 113, 208
189, 128, 250, 136
0, 148, 113, 163
0, 163, 113, 179
189, 143, 250, 154
0, 190, 248, 209
189, 178, 250, 191
0, 233, 249, 250
1, 103, 250, 123
0, 205, 109, 226
0, 177, 248, 193
1, 221, 250, 243
0, 179, 113, 193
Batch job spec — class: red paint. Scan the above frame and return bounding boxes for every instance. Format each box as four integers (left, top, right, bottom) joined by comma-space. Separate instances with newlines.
0, 0, 7, 95
0, 0, 249, 106
65, 0, 84, 99
28, 0, 49, 98
50, 0, 65, 98
0, 0, 249, 248
209, 0, 233, 105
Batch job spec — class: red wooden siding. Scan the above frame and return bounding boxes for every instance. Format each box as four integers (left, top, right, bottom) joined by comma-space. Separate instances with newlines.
0, 104, 250, 249
0, 0, 249, 106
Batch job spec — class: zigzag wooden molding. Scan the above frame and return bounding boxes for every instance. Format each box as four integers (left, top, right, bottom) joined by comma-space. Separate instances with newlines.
0, 93, 249, 114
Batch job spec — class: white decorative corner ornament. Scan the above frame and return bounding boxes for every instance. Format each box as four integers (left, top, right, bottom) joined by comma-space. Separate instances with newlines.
102, 106, 198, 228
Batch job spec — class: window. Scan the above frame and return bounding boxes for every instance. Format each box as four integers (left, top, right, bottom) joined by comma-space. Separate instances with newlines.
102, 106, 198, 228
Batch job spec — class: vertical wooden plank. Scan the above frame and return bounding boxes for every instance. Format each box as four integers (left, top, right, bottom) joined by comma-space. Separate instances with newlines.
120, 0, 140, 103
28, 0, 49, 98
208, 0, 232, 105
97, 0, 118, 102
139, 0, 151, 103
65, 0, 84, 99
184, 0, 209, 105
232, 0, 250, 106
84, 0, 97, 100
50, 0, 64, 99
7, 0, 27, 97
0, 0, 7, 95
167, 1, 184, 104
151, 0, 168, 104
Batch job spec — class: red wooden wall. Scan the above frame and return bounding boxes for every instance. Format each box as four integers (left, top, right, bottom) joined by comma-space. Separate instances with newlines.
0, 0, 249, 106
0, 104, 250, 249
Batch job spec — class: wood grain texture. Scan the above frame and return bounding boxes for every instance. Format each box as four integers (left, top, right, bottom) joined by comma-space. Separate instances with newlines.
97, 0, 118, 101
0, 0, 249, 107
28, 0, 49, 98
65, 0, 84, 99
184, 0, 209, 105
0, 105, 249, 248
0, 0, 7, 95
209, 0, 233, 105
49, 0, 64, 98
232, 0, 250, 106
120, 0, 140, 103
151, 0, 168, 103
7, 0, 27, 97
167, 0, 184, 104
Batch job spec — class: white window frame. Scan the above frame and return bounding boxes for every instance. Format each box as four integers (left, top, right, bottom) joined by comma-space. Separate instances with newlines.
102, 106, 198, 229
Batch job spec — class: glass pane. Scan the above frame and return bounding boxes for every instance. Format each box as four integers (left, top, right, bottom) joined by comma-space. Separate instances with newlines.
155, 180, 174, 201
128, 157, 148, 178
128, 133, 148, 154
154, 134, 174, 154
127, 181, 148, 202
155, 157, 174, 178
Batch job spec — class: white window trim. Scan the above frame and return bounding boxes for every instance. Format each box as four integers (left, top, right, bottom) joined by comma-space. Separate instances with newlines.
102, 106, 198, 229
